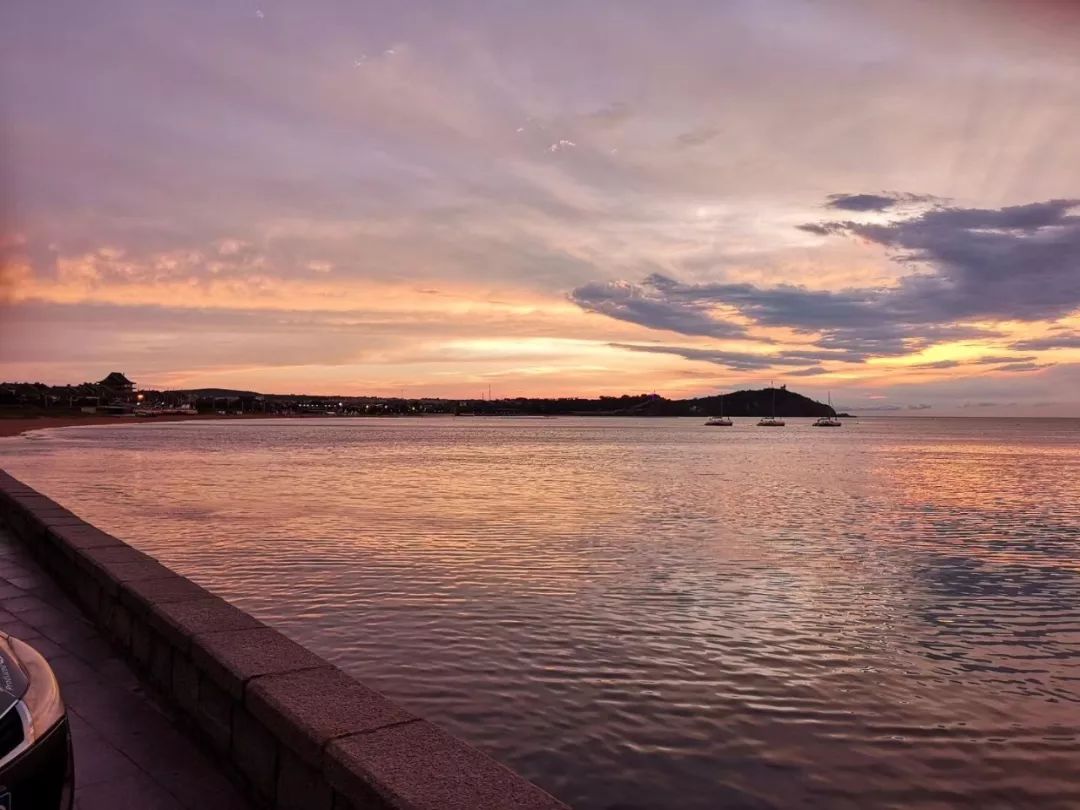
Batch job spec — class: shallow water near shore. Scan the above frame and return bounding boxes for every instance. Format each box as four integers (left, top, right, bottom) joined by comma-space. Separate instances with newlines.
2, 416, 1079, 809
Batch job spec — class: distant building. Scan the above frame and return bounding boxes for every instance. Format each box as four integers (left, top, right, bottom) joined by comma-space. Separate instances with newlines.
98, 372, 135, 402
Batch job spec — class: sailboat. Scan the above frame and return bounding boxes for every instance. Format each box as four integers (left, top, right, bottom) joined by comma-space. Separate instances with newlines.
705, 392, 733, 426
813, 392, 842, 427
757, 383, 785, 426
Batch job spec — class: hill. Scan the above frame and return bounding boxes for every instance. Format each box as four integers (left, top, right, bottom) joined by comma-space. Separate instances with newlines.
2, 378, 839, 418
616, 387, 835, 418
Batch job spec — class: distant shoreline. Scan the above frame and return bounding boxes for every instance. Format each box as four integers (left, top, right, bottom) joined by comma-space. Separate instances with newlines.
0, 412, 285, 439
3, 413, 1069, 440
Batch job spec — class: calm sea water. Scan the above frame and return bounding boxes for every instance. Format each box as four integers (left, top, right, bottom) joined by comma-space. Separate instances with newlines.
2, 416, 1079, 809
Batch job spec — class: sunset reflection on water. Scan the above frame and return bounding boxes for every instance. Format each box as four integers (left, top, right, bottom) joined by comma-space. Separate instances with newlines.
2, 417, 1079, 809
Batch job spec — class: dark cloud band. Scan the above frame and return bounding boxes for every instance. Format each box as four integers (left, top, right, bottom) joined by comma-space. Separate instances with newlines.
571, 196, 1080, 365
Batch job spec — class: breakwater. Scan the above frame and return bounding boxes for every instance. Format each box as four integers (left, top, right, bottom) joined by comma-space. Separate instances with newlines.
0, 469, 567, 810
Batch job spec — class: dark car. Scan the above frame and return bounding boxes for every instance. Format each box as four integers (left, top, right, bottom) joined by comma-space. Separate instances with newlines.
0, 632, 73, 809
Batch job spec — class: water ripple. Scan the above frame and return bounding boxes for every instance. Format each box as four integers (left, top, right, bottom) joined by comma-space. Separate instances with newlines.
2, 416, 1079, 809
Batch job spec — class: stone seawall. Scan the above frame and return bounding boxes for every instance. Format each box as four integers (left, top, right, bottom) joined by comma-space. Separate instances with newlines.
0, 470, 568, 810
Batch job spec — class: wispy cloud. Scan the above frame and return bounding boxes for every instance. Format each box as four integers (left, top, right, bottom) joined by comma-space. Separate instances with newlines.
676, 127, 720, 147
608, 342, 855, 371
574, 282, 747, 340
824, 192, 937, 212
582, 102, 633, 128
994, 362, 1052, 373
1009, 332, 1080, 351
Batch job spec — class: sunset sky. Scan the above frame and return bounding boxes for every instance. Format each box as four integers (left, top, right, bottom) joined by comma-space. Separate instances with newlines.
2, 0, 1079, 414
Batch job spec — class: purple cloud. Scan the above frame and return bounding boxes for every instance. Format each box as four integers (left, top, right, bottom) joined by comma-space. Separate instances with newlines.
572, 197, 1080, 360
824, 192, 936, 212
